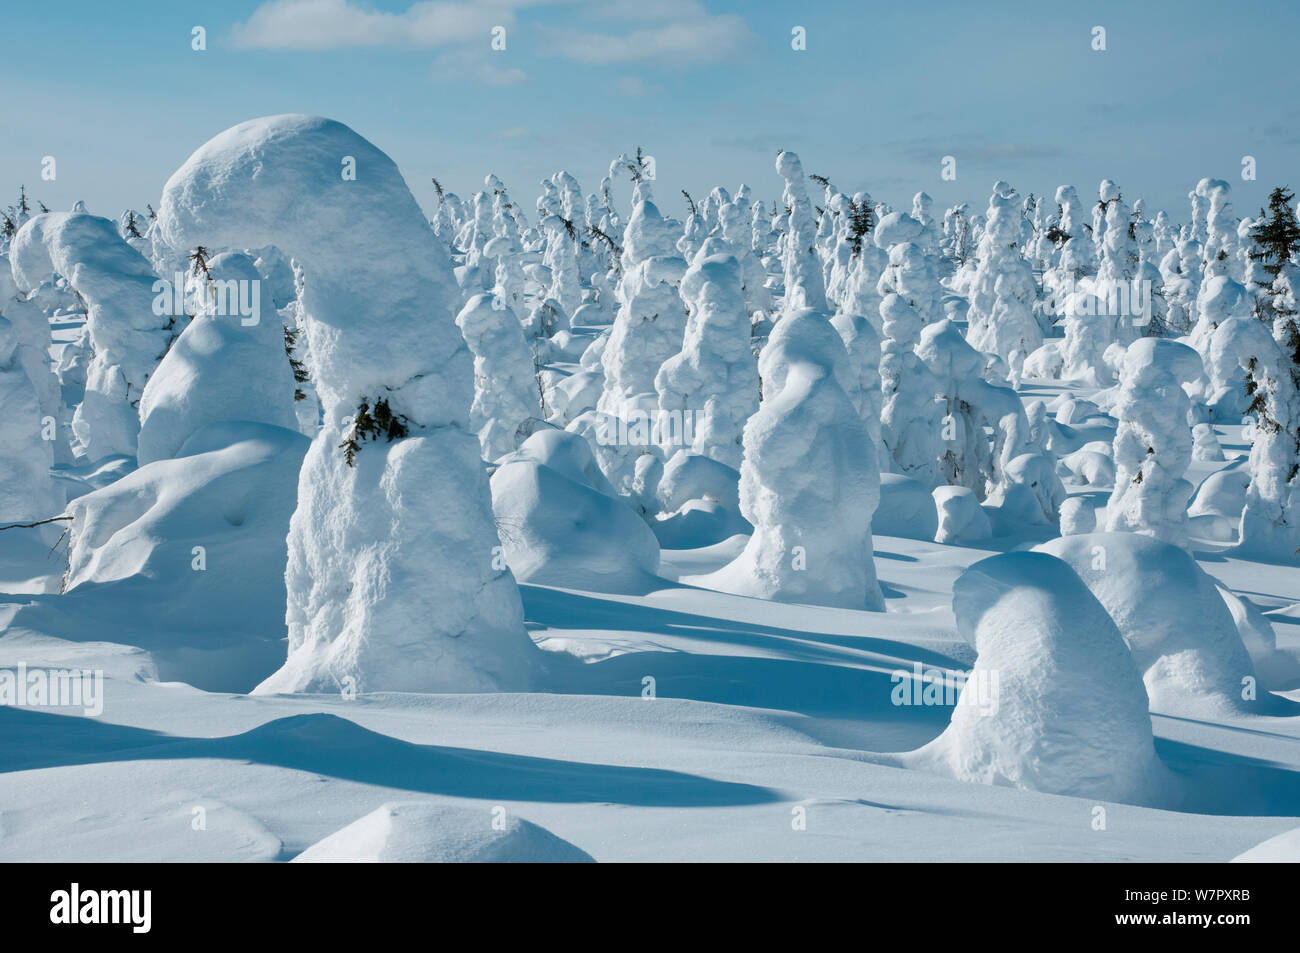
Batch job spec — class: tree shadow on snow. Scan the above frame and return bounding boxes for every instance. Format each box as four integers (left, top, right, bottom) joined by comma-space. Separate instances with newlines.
1156, 734, 1300, 816
0, 707, 776, 808
525, 585, 965, 721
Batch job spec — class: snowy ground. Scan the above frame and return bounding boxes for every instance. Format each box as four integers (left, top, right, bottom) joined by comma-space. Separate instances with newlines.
2, 359, 1297, 862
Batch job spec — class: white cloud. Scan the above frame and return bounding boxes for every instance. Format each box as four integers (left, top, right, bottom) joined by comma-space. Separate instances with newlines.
231, 0, 521, 50
233, 0, 753, 69
432, 48, 528, 87
615, 76, 658, 96
234, 0, 752, 65
539, 9, 754, 64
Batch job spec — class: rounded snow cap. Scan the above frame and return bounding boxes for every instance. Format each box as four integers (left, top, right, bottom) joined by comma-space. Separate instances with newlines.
873, 210, 923, 248
1203, 178, 1231, 199
1121, 337, 1204, 384
1099, 179, 1120, 202
774, 150, 803, 180
481, 235, 513, 260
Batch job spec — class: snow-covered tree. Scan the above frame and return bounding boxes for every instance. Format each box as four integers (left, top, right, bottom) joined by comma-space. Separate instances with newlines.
10, 211, 169, 461
918, 318, 1029, 498
1106, 338, 1203, 548
966, 181, 1042, 366
702, 306, 883, 610
830, 308, 883, 464
157, 114, 535, 695
599, 199, 687, 419
1201, 179, 1239, 280
654, 253, 757, 469
774, 151, 827, 313
879, 292, 943, 484
456, 292, 542, 461
0, 314, 62, 522
540, 214, 582, 320
1223, 318, 1300, 559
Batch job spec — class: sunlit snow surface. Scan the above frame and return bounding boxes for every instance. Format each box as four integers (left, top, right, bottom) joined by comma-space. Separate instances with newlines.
1, 367, 1297, 862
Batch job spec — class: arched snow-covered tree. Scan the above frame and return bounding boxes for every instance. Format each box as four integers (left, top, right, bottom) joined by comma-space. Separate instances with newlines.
10, 211, 170, 462
156, 115, 535, 695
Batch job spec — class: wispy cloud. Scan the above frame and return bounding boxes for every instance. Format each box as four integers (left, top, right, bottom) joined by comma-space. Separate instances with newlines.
231, 0, 524, 50
432, 47, 528, 87
233, 0, 755, 66
537, 2, 755, 65
887, 136, 1064, 165
615, 76, 659, 96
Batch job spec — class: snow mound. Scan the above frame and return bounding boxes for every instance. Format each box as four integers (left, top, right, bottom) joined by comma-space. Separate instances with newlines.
932, 485, 991, 544
873, 473, 939, 541
1035, 533, 1255, 713
292, 801, 593, 863
1059, 448, 1115, 487
490, 429, 660, 589
985, 453, 1066, 529
1059, 497, 1098, 536
1188, 461, 1249, 542
653, 450, 750, 549
10, 421, 307, 691
1231, 827, 1300, 863
910, 551, 1167, 804
137, 252, 297, 465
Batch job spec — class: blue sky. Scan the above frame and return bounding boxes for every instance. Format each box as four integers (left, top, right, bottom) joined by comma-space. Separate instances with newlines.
3, 0, 1298, 225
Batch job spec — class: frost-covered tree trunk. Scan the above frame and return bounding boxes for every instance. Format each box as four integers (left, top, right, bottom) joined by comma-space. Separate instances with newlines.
1061, 290, 1114, 386
875, 212, 944, 326
1191, 272, 1256, 417
1042, 186, 1096, 300
10, 211, 170, 462
1160, 238, 1202, 334
1202, 179, 1239, 281
590, 199, 687, 492
156, 115, 534, 695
